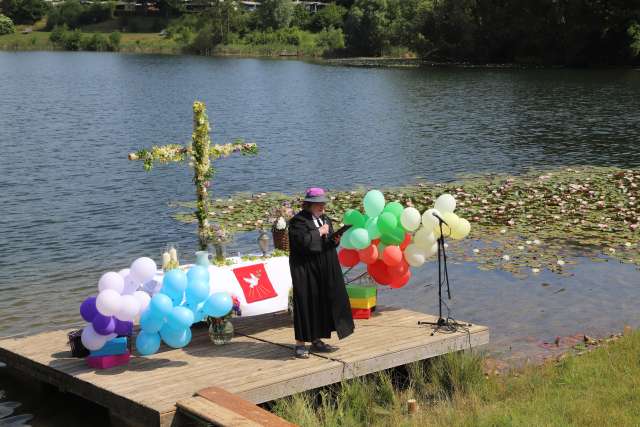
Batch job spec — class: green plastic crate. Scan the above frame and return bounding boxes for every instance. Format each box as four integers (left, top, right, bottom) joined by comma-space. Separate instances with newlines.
346, 284, 377, 299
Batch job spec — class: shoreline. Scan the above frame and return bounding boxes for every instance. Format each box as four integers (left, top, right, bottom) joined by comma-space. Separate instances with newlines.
3, 37, 639, 70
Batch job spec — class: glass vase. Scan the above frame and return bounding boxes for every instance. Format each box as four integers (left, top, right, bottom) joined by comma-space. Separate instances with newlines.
208, 318, 234, 345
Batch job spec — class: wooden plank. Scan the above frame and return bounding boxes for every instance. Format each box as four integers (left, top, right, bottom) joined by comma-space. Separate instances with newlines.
197, 387, 296, 426
176, 396, 261, 427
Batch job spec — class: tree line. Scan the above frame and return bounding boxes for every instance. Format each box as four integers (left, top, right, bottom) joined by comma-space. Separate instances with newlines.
2, 0, 639, 65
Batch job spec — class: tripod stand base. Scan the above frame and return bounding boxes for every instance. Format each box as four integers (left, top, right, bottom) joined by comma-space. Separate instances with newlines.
418, 318, 473, 336
418, 318, 447, 327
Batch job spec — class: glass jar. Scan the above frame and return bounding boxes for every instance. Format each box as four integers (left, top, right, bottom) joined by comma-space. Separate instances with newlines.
208, 318, 234, 345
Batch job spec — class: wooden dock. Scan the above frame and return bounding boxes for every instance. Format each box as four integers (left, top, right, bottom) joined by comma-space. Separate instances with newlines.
0, 307, 488, 426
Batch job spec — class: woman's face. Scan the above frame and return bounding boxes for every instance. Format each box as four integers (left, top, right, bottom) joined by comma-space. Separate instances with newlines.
309, 202, 326, 217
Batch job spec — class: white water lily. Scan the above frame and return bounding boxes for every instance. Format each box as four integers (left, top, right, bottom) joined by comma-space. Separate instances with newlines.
625, 242, 632, 247
557, 259, 565, 266
531, 268, 540, 274
533, 239, 541, 245
473, 248, 480, 254
500, 229, 507, 234
518, 245, 525, 250
502, 255, 510, 261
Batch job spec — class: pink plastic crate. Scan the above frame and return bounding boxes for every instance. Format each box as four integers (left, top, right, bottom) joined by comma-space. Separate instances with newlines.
86, 351, 130, 369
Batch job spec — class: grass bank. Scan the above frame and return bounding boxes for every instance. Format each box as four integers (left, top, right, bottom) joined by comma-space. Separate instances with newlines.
0, 29, 179, 53
271, 330, 640, 426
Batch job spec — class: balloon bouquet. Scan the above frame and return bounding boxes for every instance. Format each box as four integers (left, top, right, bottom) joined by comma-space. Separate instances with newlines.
79, 257, 157, 352
337, 190, 471, 288
80, 257, 235, 357
135, 265, 233, 356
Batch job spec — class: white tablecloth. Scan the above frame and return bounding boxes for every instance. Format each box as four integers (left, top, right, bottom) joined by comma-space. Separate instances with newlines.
147, 256, 292, 317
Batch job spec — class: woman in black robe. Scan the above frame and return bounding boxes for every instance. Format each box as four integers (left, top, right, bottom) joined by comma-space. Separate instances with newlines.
288, 188, 354, 358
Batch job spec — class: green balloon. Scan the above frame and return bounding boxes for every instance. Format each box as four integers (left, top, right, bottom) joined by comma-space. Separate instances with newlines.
343, 209, 366, 228
366, 217, 381, 240
363, 190, 385, 217
380, 226, 405, 245
377, 242, 387, 256
350, 227, 370, 250
341, 228, 355, 249
377, 212, 398, 235
383, 201, 404, 220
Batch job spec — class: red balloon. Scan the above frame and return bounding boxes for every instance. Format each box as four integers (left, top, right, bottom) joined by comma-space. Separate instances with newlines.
372, 238, 380, 246
368, 260, 392, 285
338, 248, 360, 267
399, 233, 411, 250
389, 259, 409, 276
390, 269, 411, 289
382, 245, 403, 267
358, 244, 378, 265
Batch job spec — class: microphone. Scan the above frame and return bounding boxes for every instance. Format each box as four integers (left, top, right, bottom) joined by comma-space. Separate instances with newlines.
430, 212, 448, 226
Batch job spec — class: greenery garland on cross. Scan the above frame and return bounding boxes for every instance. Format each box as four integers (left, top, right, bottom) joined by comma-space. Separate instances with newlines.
128, 101, 258, 251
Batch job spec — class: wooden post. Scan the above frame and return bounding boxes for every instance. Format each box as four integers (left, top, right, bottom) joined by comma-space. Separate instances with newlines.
407, 398, 418, 415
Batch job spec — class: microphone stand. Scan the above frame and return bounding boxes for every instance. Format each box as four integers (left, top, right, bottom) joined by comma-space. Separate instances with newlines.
418, 214, 468, 335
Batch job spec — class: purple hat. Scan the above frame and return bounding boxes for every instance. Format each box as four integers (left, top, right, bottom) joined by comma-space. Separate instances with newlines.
304, 187, 328, 203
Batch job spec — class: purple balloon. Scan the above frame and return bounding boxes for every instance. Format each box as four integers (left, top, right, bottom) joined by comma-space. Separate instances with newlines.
92, 313, 116, 336
114, 320, 133, 336
80, 296, 98, 323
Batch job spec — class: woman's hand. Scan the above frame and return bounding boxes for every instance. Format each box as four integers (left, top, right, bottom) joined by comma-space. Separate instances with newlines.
319, 224, 329, 237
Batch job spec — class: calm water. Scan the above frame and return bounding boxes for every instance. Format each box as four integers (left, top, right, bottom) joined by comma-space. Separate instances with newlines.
1, 52, 640, 425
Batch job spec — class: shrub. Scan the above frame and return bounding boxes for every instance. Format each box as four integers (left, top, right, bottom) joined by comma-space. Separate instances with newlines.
82, 32, 109, 51
1, 0, 48, 24
46, 0, 114, 30
0, 13, 15, 35
316, 27, 345, 50
108, 31, 120, 50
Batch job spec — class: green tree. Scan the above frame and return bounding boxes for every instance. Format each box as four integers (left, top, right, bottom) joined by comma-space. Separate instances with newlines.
311, 3, 347, 31
344, 0, 390, 56
1, 0, 47, 24
0, 13, 15, 35
290, 3, 311, 29
257, 0, 293, 30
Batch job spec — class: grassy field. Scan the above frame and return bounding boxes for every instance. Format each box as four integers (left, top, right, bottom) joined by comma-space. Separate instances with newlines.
271, 330, 640, 426
0, 28, 180, 53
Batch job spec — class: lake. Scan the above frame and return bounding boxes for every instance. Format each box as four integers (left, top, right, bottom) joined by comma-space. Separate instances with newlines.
1, 52, 639, 425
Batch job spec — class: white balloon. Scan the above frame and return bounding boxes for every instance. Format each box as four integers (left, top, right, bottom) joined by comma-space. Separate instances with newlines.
400, 207, 422, 232
423, 243, 438, 258
96, 289, 122, 316
404, 244, 426, 267
451, 218, 471, 240
413, 227, 436, 249
122, 274, 141, 295
422, 208, 441, 230
81, 324, 107, 351
98, 272, 124, 294
434, 212, 460, 238
130, 257, 157, 283
133, 290, 151, 313
435, 194, 456, 213
118, 268, 130, 278
116, 295, 140, 322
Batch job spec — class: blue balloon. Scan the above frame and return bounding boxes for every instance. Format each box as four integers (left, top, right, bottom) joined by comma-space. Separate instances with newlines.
161, 286, 184, 306
160, 325, 191, 349
186, 280, 210, 305
140, 309, 164, 333
163, 269, 188, 295
187, 265, 209, 286
202, 292, 233, 318
136, 331, 161, 356
150, 293, 173, 317
167, 306, 194, 330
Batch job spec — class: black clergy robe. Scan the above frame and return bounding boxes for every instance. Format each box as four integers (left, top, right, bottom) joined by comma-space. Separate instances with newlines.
288, 210, 354, 342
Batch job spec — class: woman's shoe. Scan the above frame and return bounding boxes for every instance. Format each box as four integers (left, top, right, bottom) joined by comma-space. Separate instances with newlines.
311, 340, 337, 353
295, 345, 309, 359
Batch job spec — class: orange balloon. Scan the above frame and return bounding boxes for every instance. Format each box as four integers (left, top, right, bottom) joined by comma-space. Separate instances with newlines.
338, 248, 360, 267
358, 244, 378, 265
382, 245, 403, 267
390, 269, 411, 289
368, 260, 392, 285
399, 233, 411, 250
